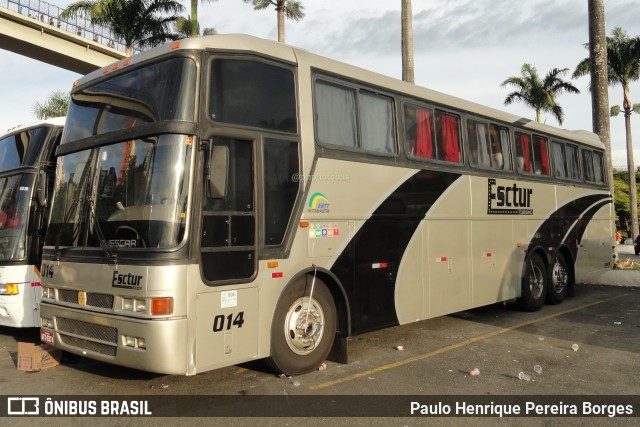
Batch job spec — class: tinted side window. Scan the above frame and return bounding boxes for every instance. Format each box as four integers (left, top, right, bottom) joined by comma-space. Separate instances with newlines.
566, 144, 580, 180
210, 59, 297, 133
593, 151, 605, 184
552, 141, 566, 178
532, 135, 550, 176
582, 149, 595, 182
467, 119, 511, 170
315, 81, 357, 148
0, 127, 48, 169
434, 111, 461, 163
404, 104, 435, 159
359, 92, 396, 154
264, 138, 299, 246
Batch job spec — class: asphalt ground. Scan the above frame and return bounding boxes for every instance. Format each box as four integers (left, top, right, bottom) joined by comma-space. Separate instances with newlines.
1, 252, 639, 426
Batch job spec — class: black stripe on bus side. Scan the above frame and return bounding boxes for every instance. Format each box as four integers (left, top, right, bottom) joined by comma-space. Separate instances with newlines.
526, 194, 612, 261
330, 169, 462, 335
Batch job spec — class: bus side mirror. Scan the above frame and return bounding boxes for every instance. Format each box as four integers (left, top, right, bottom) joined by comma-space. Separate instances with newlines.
207, 145, 229, 199
37, 168, 48, 208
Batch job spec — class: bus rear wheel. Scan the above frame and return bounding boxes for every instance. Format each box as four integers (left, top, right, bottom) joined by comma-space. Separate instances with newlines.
547, 252, 569, 304
517, 254, 547, 311
268, 277, 336, 376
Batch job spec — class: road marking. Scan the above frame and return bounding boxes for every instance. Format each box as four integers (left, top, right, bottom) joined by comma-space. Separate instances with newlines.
310, 291, 636, 390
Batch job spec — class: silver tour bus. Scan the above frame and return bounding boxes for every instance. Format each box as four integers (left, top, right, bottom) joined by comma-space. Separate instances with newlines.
39, 36, 612, 375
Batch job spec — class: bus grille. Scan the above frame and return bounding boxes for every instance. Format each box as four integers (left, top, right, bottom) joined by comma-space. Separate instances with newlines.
56, 317, 118, 343
59, 335, 117, 357
58, 289, 114, 309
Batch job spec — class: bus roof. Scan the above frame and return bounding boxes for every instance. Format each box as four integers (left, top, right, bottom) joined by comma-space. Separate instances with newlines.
75, 34, 603, 150
2, 116, 65, 137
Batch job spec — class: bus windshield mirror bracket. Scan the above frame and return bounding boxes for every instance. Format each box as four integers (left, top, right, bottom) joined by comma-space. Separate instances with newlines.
208, 145, 229, 199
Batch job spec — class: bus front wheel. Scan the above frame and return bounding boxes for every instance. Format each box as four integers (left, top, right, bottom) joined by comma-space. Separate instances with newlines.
547, 252, 569, 304
268, 277, 336, 376
518, 254, 547, 311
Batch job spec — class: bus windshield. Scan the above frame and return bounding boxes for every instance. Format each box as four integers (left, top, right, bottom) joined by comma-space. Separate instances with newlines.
0, 174, 33, 260
62, 57, 197, 143
45, 134, 192, 251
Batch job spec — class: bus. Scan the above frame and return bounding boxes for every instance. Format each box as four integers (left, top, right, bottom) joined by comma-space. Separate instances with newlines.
0, 117, 64, 328
39, 35, 613, 376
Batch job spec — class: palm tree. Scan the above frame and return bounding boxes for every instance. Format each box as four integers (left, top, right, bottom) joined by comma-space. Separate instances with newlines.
501, 64, 580, 126
401, 0, 414, 83
175, 15, 217, 38
32, 91, 69, 119
242, 0, 305, 43
586, 0, 614, 204
189, 1, 217, 37
574, 27, 640, 238
60, 0, 185, 56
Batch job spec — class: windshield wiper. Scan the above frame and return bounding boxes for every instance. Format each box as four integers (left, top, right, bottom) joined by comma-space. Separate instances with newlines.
87, 194, 118, 265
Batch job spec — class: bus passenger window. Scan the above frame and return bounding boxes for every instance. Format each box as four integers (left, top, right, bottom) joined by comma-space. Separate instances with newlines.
435, 111, 461, 163
515, 131, 533, 173
566, 144, 580, 180
582, 150, 595, 182
593, 151, 605, 183
489, 124, 511, 170
467, 119, 490, 167
359, 92, 396, 154
315, 81, 357, 149
552, 141, 566, 178
404, 104, 434, 159
532, 136, 550, 175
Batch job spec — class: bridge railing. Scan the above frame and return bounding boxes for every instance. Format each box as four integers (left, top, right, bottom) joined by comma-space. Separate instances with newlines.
1, 0, 135, 53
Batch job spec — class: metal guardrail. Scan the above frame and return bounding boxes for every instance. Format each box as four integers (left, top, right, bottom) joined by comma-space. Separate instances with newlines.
1, 0, 135, 53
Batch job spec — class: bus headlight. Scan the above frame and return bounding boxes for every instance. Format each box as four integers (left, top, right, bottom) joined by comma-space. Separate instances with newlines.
41, 286, 54, 299
0, 283, 19, 295
41, 318, 54, 329
122, 298, 147, 313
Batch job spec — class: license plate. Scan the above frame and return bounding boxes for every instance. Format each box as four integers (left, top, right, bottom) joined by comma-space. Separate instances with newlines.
40, 329, 55, 345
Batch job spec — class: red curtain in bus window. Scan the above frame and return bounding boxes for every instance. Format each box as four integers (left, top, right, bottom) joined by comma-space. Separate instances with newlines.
441, 114, 460, 162
537, 137, 550, 175
415, 109, 433, 158
520, 134, 531, 172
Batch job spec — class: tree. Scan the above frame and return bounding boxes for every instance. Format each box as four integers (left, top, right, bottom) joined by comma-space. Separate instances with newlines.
189, 1, 218, 38
60, 0, 185, 56
174, 15, 216, 38
243, 0, 305, 43
574, 27, 640, 238
501, 64, 580, 126
401, 0, 414, 83
32, 91, 69, 119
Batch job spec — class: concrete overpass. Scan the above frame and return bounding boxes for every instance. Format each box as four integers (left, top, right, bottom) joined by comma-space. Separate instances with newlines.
0, 3, 125, 74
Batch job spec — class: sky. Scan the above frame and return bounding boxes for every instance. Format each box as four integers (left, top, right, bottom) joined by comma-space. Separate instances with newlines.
1, 0, 640, 167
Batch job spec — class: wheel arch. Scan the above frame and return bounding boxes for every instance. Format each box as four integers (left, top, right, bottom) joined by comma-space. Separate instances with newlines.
284, 267, 352, 337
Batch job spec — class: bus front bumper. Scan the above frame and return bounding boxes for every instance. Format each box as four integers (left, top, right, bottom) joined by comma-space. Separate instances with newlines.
40, 303, 190, 375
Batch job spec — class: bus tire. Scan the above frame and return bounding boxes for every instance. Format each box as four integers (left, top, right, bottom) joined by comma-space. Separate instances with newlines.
547, 252, 569, 304
268, 277, 336, 376
517, 254, 547, 311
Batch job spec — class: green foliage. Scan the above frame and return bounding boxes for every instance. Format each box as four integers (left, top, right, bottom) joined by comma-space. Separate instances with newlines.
613, 170, 640, 225
501, 63, 580, 125
32, 91, 69, 119
60, 0, 185, 55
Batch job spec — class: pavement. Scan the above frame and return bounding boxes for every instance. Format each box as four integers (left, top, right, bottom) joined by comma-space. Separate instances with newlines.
580, 243, 640, 287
